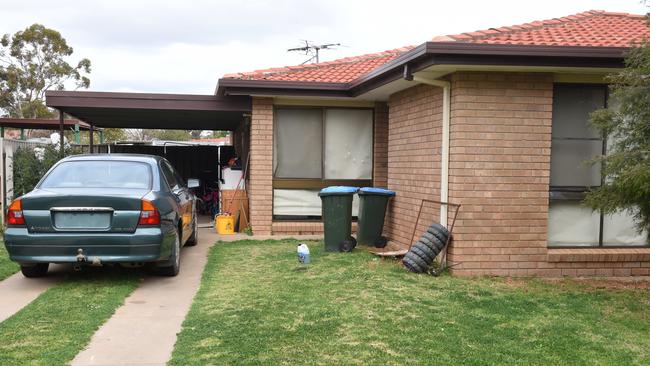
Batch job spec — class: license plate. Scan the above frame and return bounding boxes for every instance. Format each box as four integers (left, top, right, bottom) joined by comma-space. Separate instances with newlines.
54, 212, 111, 229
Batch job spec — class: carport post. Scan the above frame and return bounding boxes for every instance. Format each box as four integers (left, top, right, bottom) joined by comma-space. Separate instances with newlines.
74, 124, 80, 144
89, 124, 94, 153
59, 109, 64, 157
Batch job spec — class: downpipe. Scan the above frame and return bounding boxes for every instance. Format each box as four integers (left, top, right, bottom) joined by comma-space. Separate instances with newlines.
411, 75, 451, 228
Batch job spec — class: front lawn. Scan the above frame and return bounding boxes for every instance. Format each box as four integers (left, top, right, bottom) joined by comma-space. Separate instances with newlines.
0, 268, 140, 366
0, 242, 19, 281
171, 239, 650, 365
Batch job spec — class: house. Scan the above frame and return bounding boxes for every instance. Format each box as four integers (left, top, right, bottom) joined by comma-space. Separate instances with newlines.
218, 10, 650, 277
46, 10, 650, 276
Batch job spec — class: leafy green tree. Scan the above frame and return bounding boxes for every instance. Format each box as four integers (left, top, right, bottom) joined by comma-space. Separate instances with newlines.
0, 24, 91, 119
12, 145, 67, 197
586, 44, 650, 232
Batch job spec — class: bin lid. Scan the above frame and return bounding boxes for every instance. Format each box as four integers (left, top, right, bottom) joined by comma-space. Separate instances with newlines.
318, 186, 359, 196
359, 187, 396, 196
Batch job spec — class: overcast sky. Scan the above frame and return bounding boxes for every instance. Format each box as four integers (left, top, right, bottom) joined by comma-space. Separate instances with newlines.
1, 0, 646, 94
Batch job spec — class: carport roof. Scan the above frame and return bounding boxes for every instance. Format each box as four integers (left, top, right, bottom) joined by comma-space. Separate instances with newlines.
45, 91, 251, 130
0, 117, 96, 130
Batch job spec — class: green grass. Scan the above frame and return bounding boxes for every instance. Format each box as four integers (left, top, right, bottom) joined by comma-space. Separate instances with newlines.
0, 242, 19, 281
0, 268, 141, 366
171, 239, 650, 366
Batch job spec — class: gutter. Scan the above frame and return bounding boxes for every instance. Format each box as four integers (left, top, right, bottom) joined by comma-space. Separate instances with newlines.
411, 75, 450, 228
217, 42, 627, 97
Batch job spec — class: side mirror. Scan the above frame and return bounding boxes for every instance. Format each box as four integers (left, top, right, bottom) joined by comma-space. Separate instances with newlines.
187, 178, 200, 189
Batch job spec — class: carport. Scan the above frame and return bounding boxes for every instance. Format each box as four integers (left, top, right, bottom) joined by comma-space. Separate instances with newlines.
45, 90, 252, 223
45, 91, 251, 153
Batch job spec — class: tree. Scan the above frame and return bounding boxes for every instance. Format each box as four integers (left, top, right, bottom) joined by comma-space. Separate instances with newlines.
585, 44, 650, 233
0, 24, 91, 119
124, 128, 191, 141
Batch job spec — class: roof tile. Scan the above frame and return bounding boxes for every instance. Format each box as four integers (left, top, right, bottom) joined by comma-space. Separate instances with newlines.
224, 10, 647, 83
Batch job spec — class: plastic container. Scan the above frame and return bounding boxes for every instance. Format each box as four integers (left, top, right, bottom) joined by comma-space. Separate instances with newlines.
297, 243, 310, 264
318, 186, 359, 252
215, 214, 235, 235
356, 187, 395, 247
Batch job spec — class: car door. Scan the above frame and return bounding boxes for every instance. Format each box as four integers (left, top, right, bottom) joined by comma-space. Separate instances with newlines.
160, 160, 192, 243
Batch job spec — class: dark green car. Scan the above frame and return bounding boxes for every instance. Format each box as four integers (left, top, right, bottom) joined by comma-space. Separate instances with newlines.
4, 154, 199, 278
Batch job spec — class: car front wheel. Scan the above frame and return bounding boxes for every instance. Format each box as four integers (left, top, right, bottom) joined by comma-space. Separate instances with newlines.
20, 263, 49, 278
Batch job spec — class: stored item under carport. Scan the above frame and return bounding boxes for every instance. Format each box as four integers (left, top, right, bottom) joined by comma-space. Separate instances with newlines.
318, 186, 359, 252
356, 187, 395, 248
215, 214, 235, 234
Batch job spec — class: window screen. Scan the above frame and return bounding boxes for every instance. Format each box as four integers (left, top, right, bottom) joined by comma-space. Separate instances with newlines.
274, 109, 322, 178
324, 109, 373, 179
273, 107, 373, 217
550, 84, 606, 188
547, 84, 647, 247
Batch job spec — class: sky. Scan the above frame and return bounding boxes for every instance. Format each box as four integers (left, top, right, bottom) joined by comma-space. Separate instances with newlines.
0, 0, 646, 95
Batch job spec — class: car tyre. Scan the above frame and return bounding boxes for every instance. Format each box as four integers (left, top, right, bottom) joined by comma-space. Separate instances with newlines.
20, 263, 49, 278
405, 250, 429, 270
402, 256, 425, 273
154, 230, 180, 276
411, 244, 435, 263
427, 223, 450, 241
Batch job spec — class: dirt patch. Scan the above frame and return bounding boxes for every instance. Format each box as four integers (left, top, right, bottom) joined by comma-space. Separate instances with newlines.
545, 277, 650, 291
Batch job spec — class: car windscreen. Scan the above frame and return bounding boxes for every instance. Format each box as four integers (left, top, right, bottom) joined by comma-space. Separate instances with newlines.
40, 161, 152, 189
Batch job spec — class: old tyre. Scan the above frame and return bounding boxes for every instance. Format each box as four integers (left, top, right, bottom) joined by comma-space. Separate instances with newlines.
405, 251, 428, 270
428, 234, 446, 251
418, 238, 442, 257
20, 263, 49, 278
155, 230, 180, 276
402, 256, 425, 273
421, 232, 438, 243
428, 223, 450, 240
411, 244, 434, 264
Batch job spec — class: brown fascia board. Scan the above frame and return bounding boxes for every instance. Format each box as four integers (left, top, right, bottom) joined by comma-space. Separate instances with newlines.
0, 117, 93, 130
46, 90, 252, 112
215, 78, 349, 97
216, 41, 628, 98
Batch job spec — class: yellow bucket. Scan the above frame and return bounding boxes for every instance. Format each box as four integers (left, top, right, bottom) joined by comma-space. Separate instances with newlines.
215, 214, 235, 235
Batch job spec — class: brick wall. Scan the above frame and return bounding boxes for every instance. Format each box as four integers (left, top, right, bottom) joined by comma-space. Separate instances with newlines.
373, 102, 389, 188
248, 97, 273, 235
446, 72, 553, 276
385, 84, 443, 248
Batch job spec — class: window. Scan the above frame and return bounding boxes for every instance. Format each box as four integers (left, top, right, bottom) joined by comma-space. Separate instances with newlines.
548, 84, 648, 247
273, 107, 373, 218
40, 161, 152, 189
160, 161, 180, 190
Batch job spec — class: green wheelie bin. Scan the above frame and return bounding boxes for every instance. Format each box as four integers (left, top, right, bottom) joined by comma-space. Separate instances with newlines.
319, 186, 359, 252
356, 187, 395, 248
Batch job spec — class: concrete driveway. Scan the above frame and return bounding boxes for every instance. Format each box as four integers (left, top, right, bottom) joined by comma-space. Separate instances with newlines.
71, 227, 219, 366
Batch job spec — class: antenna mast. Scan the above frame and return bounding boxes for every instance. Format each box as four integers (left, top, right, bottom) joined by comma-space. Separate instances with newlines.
288, 41, 341, 64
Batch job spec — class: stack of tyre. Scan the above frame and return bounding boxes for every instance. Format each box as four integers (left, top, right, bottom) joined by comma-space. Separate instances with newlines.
403, 223, 450, 273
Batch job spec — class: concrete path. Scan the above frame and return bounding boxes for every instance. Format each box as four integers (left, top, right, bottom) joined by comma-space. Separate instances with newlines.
71, 228, 219, 366
0, 264, 65, 323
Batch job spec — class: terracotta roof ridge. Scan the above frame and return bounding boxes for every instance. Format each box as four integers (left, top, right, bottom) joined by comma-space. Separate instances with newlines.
224, 46, 414, 80
435, 10, 646, 43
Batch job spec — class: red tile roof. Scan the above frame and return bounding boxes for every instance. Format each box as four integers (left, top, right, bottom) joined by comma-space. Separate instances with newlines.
433, 10, 649, 47
223, 47, 413, 83
224, 10, 647, 83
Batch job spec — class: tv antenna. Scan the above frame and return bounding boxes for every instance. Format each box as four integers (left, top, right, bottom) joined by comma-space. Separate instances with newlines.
288, 41, 341, 64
